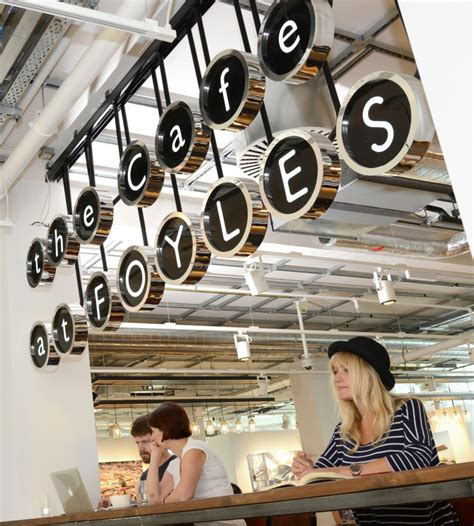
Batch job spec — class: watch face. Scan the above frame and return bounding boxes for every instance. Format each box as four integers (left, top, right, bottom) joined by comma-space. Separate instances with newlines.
340, 79, 411, 169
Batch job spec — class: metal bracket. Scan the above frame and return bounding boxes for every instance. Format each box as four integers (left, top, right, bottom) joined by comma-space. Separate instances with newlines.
0, 104, 22, 119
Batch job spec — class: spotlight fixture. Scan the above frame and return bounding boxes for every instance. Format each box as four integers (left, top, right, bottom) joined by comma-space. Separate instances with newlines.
243, 256, 268, 296
373, 269, 397, 305
257, 375, 269, 396
234, 332, 252, 361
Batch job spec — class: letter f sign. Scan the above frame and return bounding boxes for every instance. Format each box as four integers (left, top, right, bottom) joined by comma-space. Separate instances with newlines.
219, 67, 231, 112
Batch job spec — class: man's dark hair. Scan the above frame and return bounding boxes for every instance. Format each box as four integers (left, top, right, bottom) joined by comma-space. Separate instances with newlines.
148, 402, 191, 441
130, 414, 151, 437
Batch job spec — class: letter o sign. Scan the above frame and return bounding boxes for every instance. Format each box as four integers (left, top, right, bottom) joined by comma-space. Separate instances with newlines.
117, 246, 165, 312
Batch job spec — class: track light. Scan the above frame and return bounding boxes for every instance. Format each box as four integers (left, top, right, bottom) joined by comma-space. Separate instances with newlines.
373, 269, 397, 305
244, 256, 268, 296
234, 332, 252, 361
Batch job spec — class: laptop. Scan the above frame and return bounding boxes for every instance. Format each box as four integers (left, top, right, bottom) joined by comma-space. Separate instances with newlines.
50, 467, 94, 514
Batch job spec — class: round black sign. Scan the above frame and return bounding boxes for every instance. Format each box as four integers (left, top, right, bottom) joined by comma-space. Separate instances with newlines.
258, 0, 334, 84
26, 238, 55, 288
156, 102, 193, 170
85, 273, 112, 329
201, 179, 251, 256
74, 187, 113, 245
261, 134, 319, 216
155, 213, 195, 283
52, 304, 75, 355
117, 247, 164, 311
47, 216, 74, 266
200, 50, 265, 131
30, 322, 59, 370
118, 141, 164, 207
340, 79, 411, 169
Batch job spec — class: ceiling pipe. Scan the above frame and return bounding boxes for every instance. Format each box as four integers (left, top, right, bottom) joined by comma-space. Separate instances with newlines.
90, 367, 311, 376
0, 0, 162, 200
391, 338, 467, 365
318, 231, 470, 259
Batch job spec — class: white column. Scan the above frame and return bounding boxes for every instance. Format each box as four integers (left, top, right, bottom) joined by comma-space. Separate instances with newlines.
0, 177, 100, 521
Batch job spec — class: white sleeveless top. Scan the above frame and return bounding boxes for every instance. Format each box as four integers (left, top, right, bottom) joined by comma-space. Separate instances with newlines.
167, 438, 245, 526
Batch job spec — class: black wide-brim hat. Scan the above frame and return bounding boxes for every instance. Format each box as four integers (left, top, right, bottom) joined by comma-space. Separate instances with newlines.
328, 336, 395, 391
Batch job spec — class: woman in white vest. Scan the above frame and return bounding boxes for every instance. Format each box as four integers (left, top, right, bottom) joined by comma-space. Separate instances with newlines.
146, 402, 246, 526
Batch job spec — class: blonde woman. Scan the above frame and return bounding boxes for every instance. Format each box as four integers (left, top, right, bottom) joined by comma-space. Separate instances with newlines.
292, 336, 459, 525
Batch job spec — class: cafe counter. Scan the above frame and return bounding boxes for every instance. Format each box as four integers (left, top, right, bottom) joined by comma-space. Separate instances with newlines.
2, 462, 473, 526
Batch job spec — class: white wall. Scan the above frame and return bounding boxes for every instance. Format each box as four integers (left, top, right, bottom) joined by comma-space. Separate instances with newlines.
208, 430, 302, 493
97, 437, 142, 463
0, 176, 100, 521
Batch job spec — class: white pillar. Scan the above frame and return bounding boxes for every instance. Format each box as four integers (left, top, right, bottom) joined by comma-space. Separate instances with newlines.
0, 177, 100, 521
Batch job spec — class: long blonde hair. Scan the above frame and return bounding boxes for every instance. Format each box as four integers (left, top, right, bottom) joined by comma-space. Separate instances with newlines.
330, 352, 405, 451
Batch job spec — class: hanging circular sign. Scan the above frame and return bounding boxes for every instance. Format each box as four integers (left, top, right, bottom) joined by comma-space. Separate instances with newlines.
200, 177, 269, 258
118, 141, 165, 206
117, 246, 165, 312
155, 212, 211, 285
46, 215, 80, 267
85, 272, 125, 331
30, 322, 60, 372
258, 0, 334, 84
155, 101, 211, 173
26, 238, 56, 288
260, 128, 340, 221
52, 303, 88, 360
336, 71, 435, 176
200, 49, 265, 131
73, 187, 114, 245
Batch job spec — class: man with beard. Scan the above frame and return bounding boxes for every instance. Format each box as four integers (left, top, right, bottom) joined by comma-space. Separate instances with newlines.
131, 414, 176, 482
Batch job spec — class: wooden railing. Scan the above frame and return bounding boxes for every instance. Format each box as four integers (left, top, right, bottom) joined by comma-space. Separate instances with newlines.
2, 462, 473, 526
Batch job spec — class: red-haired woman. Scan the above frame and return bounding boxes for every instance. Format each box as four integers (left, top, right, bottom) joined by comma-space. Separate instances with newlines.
146, 402, 245, 526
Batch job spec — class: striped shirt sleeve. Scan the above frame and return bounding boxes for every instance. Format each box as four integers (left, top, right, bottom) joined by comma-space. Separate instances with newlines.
313, 424, 342, 468
386, 399, 435, 472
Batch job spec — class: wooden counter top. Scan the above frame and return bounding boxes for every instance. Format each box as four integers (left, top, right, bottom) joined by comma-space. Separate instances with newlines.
2, 462, 473, 525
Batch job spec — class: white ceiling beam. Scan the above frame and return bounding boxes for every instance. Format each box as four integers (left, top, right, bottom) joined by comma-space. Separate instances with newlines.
0, 0, 176, 41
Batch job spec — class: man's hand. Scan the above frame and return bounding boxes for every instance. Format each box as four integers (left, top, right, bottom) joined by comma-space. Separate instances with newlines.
291, 451, 315, 479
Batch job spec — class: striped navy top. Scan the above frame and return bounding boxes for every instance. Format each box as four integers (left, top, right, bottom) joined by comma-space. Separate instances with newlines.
314, 399, 459, 525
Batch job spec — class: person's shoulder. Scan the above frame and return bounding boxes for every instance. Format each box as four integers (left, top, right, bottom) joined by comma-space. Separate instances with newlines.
395, 397, 425, 416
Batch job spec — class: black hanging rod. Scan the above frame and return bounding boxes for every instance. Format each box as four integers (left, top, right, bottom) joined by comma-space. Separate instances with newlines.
46, 0, 215, 183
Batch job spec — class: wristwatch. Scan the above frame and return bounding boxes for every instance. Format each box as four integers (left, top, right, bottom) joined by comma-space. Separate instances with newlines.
349, 463, 362, 477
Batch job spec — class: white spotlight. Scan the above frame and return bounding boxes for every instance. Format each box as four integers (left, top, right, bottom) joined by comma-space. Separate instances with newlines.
220, 419, 229, 434
191, 420, 201, 436
234, 417, 242, 433
244, 256, 268, 296
373, 270, 397, 305
234, 333, 252, 361
248, 417, 256, 433
205, 418, 215, 436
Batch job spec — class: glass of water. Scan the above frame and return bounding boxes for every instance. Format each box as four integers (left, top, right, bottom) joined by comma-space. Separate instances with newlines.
138, 480, 148, 505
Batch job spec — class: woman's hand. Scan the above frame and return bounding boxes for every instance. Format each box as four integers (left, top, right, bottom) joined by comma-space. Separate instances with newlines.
149, 441, 163, 466
291, 451, 314, 479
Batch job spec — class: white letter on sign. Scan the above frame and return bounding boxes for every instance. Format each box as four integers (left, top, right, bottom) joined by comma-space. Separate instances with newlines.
125, 260, 146, 298
61, 317, 70, 342
94, 282, 105, 320
36, 337, 46, 356
278, 20, 300, 54
219, 67, 231, 112
164, 225, 184, 269
362, 96, 394, 153
127, 153, 146, 191
83, 205, 94, 227
278, 149, 308, 204
217, 201, 240, 242
170, 125, 186, 153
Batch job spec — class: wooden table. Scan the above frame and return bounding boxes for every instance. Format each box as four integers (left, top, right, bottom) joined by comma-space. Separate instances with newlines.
2, 463, 473, 525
